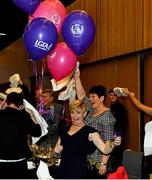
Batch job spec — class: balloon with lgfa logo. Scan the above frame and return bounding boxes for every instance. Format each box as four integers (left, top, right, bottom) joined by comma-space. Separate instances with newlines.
62, 10, 96, 56
24, 17, 58, 61
47, 42, 77, 81
29, 0, 67, 33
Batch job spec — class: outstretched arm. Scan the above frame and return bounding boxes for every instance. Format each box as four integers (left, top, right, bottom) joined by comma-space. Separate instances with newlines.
74, 70, 86, 99
123, 88, 152, 116
88, 132, 115, 154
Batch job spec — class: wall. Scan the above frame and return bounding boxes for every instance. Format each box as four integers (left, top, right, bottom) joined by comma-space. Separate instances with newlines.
0, 38, 31, 87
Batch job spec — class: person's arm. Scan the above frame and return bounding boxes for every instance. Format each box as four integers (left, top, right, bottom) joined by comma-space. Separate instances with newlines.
53, 137, 63, 154
99, 155, 110, 175
19, 80, 36, 106
74, 70, 86, 100
123, 88, 152, 116
88, 132, 114, 154
24, 111, 41, 137
19, 80, 31, 99
98, 111, 116, 175
89, 132, 121, 175
89, 131, 112, 175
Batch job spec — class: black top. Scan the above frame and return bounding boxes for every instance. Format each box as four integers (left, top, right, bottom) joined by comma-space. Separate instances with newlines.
109, 101, 128, 172
110, 100, 128, 136
55, 125, 97, 179
0, 107, 41, 160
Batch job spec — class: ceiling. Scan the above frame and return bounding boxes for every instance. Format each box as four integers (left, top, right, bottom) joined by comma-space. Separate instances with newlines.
0, 0, 76, 51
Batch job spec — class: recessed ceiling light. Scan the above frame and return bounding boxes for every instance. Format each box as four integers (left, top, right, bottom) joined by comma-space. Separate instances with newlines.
0, 33, 6, 36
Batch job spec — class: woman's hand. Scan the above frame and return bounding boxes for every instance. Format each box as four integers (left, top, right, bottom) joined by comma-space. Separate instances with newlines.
99, 164, 107, 175
74, 69, 80, 80
53, 137, 63, 155
74, 61, 80, 78
113, 135, 122, 146
55, 144, 63, 153
122, 88, 134, 97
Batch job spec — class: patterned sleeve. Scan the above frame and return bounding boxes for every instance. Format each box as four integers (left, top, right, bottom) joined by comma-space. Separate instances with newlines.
87, 126, 98, 133
82, 96, 94, 113
101, 111, 116, 141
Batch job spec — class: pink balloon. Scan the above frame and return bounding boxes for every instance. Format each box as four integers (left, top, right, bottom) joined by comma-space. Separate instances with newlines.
47, 42, 77, 81
29, 0, 67, 33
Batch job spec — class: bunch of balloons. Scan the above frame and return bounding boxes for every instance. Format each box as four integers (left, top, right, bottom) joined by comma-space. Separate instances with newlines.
13, 0, 96, 83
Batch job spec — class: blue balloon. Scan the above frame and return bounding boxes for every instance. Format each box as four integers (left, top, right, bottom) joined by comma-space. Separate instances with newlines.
62, 10, 96, 56
24, 17, 58, 61
13, 0, 41, 15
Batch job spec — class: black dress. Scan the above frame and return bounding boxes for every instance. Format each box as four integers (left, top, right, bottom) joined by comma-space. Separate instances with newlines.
55, 125, 97, 179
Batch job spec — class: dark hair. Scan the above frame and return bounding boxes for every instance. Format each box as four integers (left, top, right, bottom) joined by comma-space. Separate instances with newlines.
89, 85, 107, 98
6, 92, 23, 108
108, 89, 114, 94
41, 89, 54, 97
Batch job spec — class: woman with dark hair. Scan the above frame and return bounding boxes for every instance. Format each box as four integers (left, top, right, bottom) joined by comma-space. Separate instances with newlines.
89, 85, 107, 101
74, 71, 116, 179
0, 92, 41, 179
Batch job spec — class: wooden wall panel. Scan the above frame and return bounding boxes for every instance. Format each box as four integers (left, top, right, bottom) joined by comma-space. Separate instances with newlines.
97, 0, 109, 60
0, 38, 46, 89
143, 0, 152, 48
80, 55, 140, 151
0, 38, 31, 85
67, 0, 143, 63
108, 0, 143, 55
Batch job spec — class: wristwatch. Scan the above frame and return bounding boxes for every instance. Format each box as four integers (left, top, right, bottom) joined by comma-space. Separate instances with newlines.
101, 162, 107, 166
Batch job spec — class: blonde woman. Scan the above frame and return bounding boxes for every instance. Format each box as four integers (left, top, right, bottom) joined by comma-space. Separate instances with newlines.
53, 99, 120, 179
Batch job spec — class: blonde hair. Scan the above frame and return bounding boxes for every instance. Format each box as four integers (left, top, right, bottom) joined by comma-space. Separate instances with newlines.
69, 99, 87, 112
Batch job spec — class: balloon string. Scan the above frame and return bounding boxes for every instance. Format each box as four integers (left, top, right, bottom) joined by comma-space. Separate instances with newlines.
27, 58, 39, 91
30, 59, 46, 93
32, 61, 39, 90
37, 59, 46, 114
39, 59, 45, 91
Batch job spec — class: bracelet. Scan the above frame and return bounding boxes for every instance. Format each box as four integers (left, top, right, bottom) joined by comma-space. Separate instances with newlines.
100, 162, 107, 166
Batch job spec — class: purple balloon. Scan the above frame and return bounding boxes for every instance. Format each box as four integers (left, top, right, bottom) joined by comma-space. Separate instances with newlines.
13, 0, 41, 15
62, 10, 96, 56
24, 17, 58, 61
